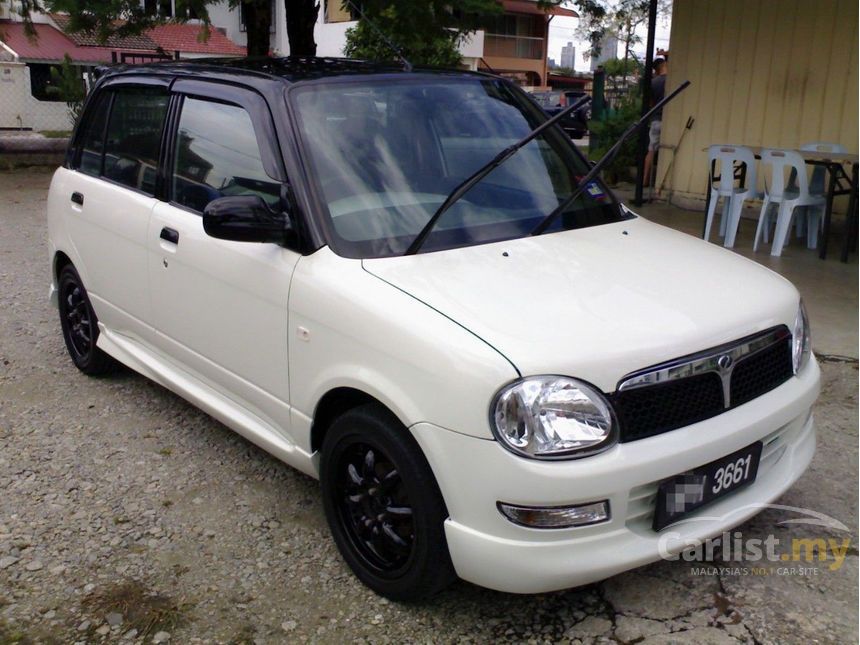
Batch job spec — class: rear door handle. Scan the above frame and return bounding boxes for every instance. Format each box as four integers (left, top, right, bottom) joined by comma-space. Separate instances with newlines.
71, 192, 84, 205
159, 227, 179, 244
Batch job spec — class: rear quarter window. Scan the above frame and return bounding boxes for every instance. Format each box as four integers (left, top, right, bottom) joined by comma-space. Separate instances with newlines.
102, 86, 169, 195
75, 93, 111, 177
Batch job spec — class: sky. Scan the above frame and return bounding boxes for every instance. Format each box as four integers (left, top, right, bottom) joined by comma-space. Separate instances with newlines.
547, 6, 672, 72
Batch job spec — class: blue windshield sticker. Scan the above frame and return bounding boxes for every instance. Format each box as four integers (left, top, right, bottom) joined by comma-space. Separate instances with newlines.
585, 181, 606, 200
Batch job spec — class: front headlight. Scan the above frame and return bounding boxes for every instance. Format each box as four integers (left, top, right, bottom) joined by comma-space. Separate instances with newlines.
491, 376, 617, 459
792, 300, 811, 374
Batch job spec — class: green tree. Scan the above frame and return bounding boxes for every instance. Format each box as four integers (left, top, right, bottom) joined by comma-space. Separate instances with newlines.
46, 53, 85, 125
602, 55, 641, 91
343, 0, 501, 68
602, 57, 640, 77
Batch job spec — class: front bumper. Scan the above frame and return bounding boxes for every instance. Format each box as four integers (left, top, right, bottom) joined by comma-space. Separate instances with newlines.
410, 359, 820, 594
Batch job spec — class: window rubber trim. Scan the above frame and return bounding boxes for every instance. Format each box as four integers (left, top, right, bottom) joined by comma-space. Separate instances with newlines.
169, 78, 286, 183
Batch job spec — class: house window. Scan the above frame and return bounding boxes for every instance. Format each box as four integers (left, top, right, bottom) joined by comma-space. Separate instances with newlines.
143, 0, 173, 18
483, 14, 545, 60
28, 63, 62, 102
325, 0, 358, 23
141, 0, 197, 18
483, 14, 543, 38
240, 0, 277, 32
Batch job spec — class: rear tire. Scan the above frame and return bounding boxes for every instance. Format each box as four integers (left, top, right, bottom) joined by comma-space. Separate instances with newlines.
57, 265, 118, 376
320, 404, 456, 601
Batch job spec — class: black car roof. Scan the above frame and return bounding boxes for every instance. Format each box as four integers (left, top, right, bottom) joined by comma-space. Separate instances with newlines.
97, 56, 495, 88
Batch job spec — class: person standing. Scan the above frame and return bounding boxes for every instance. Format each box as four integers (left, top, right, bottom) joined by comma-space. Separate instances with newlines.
643, 56, 668, 189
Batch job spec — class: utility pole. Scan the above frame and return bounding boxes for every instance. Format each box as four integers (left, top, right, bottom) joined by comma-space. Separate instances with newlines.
632, 0, 658, 206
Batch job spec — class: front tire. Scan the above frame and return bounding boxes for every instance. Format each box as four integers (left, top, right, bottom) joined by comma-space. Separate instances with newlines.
320, 404, 456, 601
57, 265, 117, 376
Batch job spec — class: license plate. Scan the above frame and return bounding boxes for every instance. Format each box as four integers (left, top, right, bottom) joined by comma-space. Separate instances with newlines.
652, 442, 762, 531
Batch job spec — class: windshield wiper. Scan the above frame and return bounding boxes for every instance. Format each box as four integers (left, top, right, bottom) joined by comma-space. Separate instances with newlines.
529, 80, 691, 237
403, 94, 592, 255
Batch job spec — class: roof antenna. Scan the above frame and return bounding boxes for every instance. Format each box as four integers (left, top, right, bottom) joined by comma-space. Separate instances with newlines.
343, 0, 413, 72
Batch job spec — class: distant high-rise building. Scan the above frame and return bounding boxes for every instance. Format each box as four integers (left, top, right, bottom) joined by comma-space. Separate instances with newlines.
547, 58, 557, 69
590, 34, 619, 71
560, 41, 575, 69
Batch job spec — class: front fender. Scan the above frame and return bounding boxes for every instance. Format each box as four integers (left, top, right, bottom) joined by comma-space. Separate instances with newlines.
288, 247, 518, 453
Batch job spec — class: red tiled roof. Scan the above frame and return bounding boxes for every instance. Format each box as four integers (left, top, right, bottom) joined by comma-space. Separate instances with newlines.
0, 20, 116, 62
51, 14, 159, 50
146, 24, 246, 56
0, 19, 245, 62
501, 1, 578, 18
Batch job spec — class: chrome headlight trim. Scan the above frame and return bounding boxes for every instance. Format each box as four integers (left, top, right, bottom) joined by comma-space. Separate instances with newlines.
490, 375, 618, 460
793, 300, 811, 374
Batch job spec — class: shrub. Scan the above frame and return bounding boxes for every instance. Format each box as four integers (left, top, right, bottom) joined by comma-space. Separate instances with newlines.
587, 91, 643, 184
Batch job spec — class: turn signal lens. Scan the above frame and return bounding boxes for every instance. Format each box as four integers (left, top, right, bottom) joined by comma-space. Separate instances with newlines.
497, 500, 610, 529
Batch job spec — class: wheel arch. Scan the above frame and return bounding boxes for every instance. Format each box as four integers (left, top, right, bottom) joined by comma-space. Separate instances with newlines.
310, 387, 399, 455
51, 250, 75, 308
53, 250, 74, 282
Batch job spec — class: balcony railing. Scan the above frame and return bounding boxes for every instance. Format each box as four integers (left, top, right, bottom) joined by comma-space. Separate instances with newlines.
483, 33, 544, 60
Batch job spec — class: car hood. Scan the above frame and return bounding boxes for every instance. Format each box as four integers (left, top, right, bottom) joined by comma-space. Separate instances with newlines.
362, 216, 800, 393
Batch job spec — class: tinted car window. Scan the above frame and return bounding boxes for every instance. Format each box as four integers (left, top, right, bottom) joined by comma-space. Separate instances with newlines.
76, 92, 111, 177
172, 98, 280, 213
102, 87, 169, 194
292, 79, 622, 258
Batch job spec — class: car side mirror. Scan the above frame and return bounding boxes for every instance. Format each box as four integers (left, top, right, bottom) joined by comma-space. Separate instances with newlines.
202, 195, 292, 244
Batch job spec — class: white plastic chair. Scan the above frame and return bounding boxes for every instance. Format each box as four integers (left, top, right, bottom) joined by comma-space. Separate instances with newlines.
704, 145, 759, 248
754, 149, 826, 257
790, 142, 846, 237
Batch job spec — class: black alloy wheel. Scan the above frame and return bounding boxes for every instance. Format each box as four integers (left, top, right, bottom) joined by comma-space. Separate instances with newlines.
63, 280, 92, 358
57, 265, 117, 375
320, 404, 456, 601
336, 441, 415, 572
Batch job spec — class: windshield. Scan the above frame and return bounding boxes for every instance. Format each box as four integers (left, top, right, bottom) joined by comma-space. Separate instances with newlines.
290, 76, 624, 258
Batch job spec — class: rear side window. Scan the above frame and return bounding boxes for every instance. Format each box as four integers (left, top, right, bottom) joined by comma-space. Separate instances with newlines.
172, 97, 280, 213
102, 86, 169, 195
76, 93, 110, 177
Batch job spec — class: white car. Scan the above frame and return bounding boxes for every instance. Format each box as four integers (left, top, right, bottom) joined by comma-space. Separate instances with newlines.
47, 59, 819, 601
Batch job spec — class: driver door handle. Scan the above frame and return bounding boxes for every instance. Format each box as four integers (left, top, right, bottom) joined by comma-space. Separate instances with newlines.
160, 227, 179, 245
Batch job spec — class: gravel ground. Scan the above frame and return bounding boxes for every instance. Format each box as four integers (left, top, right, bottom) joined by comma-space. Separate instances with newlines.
1, 168, 857, 644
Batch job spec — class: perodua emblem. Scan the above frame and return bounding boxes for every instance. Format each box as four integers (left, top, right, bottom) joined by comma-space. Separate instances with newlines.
717, 354, 733, 371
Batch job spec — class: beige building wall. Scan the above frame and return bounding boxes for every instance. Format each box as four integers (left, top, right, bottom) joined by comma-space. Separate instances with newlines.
481, 55, 547, 85
658, 0, 858, 206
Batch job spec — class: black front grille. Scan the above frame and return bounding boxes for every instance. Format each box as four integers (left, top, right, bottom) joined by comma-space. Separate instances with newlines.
613, 373, 724, 442
730, 339, 794, 406
612, 330, 794, 442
